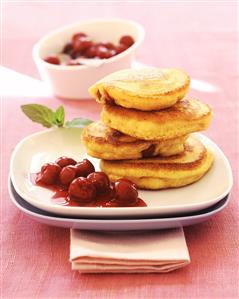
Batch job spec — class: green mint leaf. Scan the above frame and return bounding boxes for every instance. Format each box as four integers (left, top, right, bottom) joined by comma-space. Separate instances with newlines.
65, 118, 93, 128
53, 106, 65, 127
21, 104, 54, 128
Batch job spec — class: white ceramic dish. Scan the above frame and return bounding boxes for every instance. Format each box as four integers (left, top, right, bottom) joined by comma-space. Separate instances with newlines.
10, 128, 233, 218
33, 19, 144, 99
8, 179, 230, 231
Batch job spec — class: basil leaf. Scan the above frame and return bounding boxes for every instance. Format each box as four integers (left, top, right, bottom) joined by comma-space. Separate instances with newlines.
53, 106, 65, 127
21, 104, 54, 128
65, 118, 93, 128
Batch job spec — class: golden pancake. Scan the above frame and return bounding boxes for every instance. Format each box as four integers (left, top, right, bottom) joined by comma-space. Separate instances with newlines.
101, 98, 212, 140
100, 136, 214, 190
82, 121, 188, 160
89, 68, 190, 111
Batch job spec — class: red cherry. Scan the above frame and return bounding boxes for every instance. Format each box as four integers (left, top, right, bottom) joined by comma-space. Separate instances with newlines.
115, 178, 137, 188
73, 36, 93, 52
55, 156, 77, 168
107, 49, 117, 58
70, 50, 81, 59
75, 159, 95, 177
59, 166, 76, 185
109, 183, 116, 198
119, 35, 134, 47
62, 42, 73, 55
84, 45, 97, 58
87, 172, 110, 194
96, 46, 111, 59
36, 163, 61, 185
103, 42, 115, 50
114, 180, 138, 206
72, 32, 87, 43
68, 177, 96, 203
116, 44, 128, 54
44, 56, 60, 65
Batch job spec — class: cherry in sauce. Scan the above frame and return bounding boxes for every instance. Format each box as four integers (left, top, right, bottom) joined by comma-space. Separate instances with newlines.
75, 159, 95, 177
68, 177, 96, 203
87, 172, 110, 194
43, 32, 134, 65
56, 156, 77, 168
59, 165, 77, 185
44, 56, 60, 65
32, 157, 146, 208
36, 163, 61, 185
119, 35, 135, 47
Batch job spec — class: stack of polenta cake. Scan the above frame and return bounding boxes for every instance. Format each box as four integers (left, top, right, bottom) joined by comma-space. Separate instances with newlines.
82, 68, 214, 190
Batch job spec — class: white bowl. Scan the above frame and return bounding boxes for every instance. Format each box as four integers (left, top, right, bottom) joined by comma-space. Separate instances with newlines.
33, 19, 144, 99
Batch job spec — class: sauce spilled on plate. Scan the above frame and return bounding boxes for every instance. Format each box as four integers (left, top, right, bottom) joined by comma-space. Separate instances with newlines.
30, 172, 146, 208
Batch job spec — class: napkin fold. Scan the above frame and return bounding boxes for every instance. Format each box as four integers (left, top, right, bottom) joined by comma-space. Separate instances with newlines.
70, 228, 190, 273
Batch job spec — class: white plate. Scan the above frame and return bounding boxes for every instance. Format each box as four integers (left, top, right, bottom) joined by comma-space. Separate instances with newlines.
9, 179, 231, 231
10, 128, 233, 218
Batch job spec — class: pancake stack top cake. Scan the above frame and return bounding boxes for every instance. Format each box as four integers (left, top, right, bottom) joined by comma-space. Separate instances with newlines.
82, 67, 214, 190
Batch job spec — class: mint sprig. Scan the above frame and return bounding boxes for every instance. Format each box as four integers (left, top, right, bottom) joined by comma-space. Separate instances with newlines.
21, 104, 54, 128
52, 106, 65, 127
21, 104, 93, 129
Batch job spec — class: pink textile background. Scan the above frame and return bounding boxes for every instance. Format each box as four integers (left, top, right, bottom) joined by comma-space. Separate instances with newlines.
1, 2, 239, 299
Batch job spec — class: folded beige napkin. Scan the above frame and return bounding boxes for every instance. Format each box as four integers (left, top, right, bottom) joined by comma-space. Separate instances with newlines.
70, 228, 190, 273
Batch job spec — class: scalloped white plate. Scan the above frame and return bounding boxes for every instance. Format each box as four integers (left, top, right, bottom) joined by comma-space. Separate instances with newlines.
10, 128, 233, 218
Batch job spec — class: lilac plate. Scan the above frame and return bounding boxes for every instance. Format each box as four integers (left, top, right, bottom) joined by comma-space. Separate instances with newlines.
8, 179, 230, 231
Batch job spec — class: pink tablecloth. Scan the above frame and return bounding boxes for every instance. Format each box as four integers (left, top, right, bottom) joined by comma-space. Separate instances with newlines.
1, 3, 239, 299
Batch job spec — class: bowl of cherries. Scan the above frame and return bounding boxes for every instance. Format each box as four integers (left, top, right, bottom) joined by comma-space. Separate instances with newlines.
33, 19, 144, 99
34, 156, 146, 208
